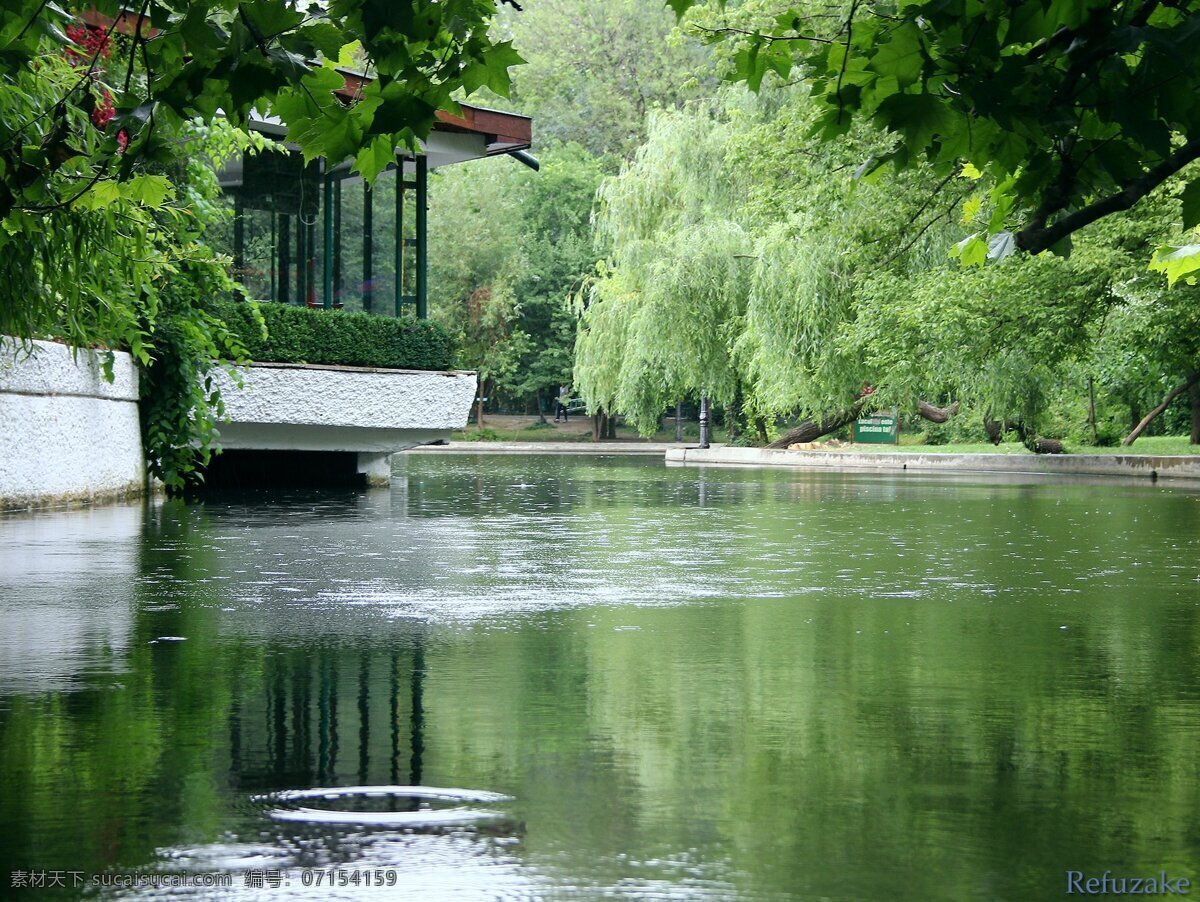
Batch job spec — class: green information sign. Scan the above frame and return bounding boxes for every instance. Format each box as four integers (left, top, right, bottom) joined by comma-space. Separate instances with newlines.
853, 410, 899, 444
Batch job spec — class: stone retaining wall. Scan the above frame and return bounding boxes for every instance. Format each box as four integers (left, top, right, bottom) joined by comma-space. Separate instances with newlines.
1, 339, 145, 509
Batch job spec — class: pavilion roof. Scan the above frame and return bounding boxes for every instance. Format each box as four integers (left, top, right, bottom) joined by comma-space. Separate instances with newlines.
78, 8, 532, 165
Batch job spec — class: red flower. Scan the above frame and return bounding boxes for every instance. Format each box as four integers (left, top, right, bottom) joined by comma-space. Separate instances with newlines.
65, 23, 111, 63
91, 91, 115, 129
116, 130, 129, 154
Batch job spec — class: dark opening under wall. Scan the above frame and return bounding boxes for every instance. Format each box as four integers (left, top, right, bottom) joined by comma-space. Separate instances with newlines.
200, 450, 366, 490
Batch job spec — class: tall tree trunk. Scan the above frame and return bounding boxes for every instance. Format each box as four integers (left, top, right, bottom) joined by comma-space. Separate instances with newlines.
1087, 377, 1098, 444
1122, 372, 1200, 446
917, 400, 960, 423
1190, 374, 1200, 445
535, 388, 547, 425
475, 379, 485, 428
592, 410, 602, 442
606, 415, 617, 439
727, 384, 746, 442
674, 401, 683, 443
767, 404, 863, 449
755, 416, 769, 446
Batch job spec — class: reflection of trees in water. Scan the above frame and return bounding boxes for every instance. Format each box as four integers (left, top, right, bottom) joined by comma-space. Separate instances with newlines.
230, 637, 426, 793
3, 469, 1200, 897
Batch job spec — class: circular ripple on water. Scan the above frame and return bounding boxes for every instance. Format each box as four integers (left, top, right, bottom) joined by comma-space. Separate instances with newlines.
251, 785, 514, 829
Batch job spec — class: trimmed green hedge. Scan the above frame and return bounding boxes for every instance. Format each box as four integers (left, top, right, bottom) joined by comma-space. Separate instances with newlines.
213, 300, 457, 371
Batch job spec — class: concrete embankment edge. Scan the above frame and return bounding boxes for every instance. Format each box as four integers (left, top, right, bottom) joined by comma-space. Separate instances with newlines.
664, 446, 1200, 482
1, 338, 146, 510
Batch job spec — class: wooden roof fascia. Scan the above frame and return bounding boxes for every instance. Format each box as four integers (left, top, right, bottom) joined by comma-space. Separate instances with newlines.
334, 69, 532, 154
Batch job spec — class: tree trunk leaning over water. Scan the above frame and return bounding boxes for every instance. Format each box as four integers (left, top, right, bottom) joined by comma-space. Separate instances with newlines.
768, 399, 958, 450
1123, 371, 1200, 446
767, 404, 864, 449
917, 400, 960, 423
1030, 438, 1064, 454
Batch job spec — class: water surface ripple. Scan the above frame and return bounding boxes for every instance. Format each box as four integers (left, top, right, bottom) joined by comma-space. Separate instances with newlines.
2, 454, 1199, 900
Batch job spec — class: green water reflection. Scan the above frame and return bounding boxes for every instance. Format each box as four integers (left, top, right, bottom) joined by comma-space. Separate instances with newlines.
2, 455, 1199, 899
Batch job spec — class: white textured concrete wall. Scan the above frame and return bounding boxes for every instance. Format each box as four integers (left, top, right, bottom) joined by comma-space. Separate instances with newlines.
213, 363, 477, 452
1, 338, 145, 509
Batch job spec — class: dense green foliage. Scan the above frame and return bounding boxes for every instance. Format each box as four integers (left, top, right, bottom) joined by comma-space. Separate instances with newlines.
214, 299, 456, 371
5, 0, 1198, 463
1, 0, 519, 212
0, 36, 266, 490
493, 0, 710, 157
575, 78, 1200, 446
672, 0, 1200, 276
429, 144, 607, 418
2, 1, 518, 486
0, 45, 181, 354
425, 0, 706, 420
139, 263, 252, 492
133, 124, 278, 491
1, 0, 517, 324
576, 103, 754, 435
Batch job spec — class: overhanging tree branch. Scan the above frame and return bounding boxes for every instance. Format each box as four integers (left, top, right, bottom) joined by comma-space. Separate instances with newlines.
767, 402, 864, 448
918, 400, 959, 423
1016, 136, 1200, 255
690, 24, 839, 45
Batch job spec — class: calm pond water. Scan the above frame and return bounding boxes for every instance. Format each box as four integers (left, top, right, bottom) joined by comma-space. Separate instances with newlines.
2, 454, 1200, 900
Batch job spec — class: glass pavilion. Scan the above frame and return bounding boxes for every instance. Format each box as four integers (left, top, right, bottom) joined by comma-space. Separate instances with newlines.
217, 90, 534, 319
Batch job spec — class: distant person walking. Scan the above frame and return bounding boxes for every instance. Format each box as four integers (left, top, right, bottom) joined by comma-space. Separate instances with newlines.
555, 385, 570, 422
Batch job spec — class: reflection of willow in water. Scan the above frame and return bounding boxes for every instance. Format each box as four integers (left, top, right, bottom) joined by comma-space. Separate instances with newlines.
4, 461, 1200, 898
229, 638, 427, 792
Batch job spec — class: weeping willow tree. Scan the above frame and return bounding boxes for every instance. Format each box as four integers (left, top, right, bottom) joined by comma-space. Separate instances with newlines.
725, 84, 1005, 436
575, 85, 966, 439
574, 102, 754, 435
577, 79, 1189, 446
735, 217, 861, 418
